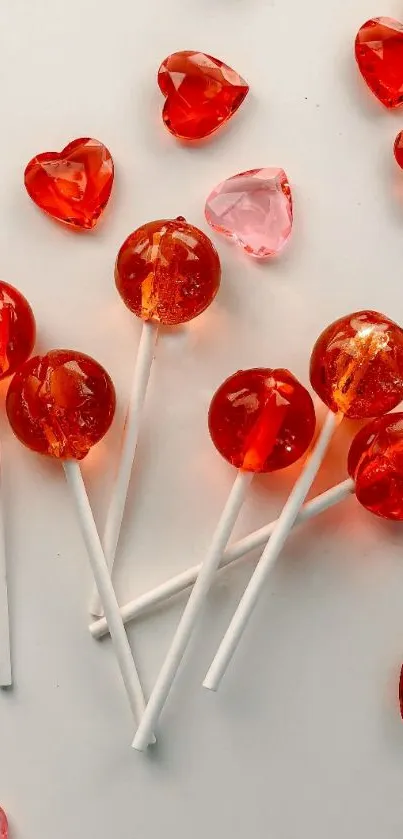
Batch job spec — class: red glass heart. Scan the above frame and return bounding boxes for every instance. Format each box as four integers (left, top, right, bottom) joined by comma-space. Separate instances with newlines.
355, 17, 403, 108
157, 51, 249, 140
24, 138, 114, 229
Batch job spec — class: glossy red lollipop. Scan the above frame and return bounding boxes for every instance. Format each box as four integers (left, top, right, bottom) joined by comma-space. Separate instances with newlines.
89, 217, 221, 618
0, 281, 35, 688
7, 350, 148, 733
348, 412, 403, 520
0, 809, 7, 839
134, 367, 316, 749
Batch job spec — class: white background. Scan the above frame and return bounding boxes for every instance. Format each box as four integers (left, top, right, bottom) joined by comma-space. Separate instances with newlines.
1, 0, 403, 836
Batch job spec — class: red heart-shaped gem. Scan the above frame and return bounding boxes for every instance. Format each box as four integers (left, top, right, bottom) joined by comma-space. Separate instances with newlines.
157, 51, 249, 140
355, 17, 403, 108
24, 138, 114, 230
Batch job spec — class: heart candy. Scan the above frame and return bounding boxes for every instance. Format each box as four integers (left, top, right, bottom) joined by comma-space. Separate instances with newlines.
355, 17, 403, 108
157, 50, 249, 140
24, 137, 114, 229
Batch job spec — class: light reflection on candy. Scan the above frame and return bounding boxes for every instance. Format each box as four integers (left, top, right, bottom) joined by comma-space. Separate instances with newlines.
89, 217, 221, 617
7, 349, 149, 733
133, 367, 316, 750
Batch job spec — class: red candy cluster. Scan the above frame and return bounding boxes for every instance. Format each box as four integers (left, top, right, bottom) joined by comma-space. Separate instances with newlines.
208, 368, 316, 473
7, 350, 116, 460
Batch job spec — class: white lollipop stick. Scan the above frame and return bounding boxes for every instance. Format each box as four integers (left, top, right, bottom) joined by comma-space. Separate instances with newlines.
89, 320, 158, 617
0, 446, 11, 687
89, 477, 354, 640
203, 409, 339, 691
63, 460, 155, 742
132, 469, 253, 751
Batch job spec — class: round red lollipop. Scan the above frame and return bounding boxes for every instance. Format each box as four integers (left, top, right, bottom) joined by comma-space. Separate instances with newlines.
115, 217, 221, 325
310, 310, 403, 419
348, 412, 403, 520
0, 809, 7, 839
208, 367, 316, 472
90, 217, 221, 617
7, 349, 148, 729
7, 349, 115, 459
133, 366, 317, 750
0, 281, 35, 380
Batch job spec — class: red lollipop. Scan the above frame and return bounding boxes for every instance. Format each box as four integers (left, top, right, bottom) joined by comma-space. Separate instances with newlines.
0, 281, 35, 688
347, 412, 403, 520
200, 311, 403, 697
0, 808, 7, 839
133, 367, 316, 749
89, 217, 221, 617
6, 350, 149, 735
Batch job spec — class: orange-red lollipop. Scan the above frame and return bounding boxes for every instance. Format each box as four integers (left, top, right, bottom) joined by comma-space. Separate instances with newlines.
90, 217, 221, 617
0, 281, 35, 380
115, 217, 221, 325
208, 367, 316, 472
310, 310, 403, 419
7, 349, 115, 460
348, 412, 403, 520
7, 349, 148, 728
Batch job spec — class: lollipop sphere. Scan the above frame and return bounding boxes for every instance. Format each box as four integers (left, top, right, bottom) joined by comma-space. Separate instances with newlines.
348, 412, 403, 520
310, 310, 403, 419
7, 350, 115, 460
208, 367, 316, 472
115, 218, 221, 325
0, 281, 35, 379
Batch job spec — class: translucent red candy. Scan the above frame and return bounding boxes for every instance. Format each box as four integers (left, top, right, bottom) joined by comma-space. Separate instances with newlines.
347, 412, 403, 520
208, 368, 316, 473
0, 282, 35, 379
0, 809, 7, 839
310, 311, 403, 419
157, 51, 249, 140
355, 18, 403, 109
394, 131, 403, 168
115, 218, 221, 325
6, 350, 116, 460
24, 138, 114, 230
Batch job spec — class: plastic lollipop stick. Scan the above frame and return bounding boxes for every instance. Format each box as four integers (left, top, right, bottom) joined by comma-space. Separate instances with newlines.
89, 477, 355, 640
6, 349, 151, 738
63, 461, 154, 740
89, 320, 158, 616
133, 469, 252, 751
95, 219, 221, 616
203, 409, 338, 691
132, 367, 316, 750
0, 282, 36, 687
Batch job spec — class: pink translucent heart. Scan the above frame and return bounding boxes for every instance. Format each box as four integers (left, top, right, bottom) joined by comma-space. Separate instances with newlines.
205, 168, 293, 258
0, 809, 8, 839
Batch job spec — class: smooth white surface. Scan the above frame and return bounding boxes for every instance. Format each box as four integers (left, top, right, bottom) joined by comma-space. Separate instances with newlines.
90, 320, 158, 616
2, 0, 403, 835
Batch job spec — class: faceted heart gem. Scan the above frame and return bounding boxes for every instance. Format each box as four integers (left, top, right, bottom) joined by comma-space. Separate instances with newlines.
355, 18, 403, 108
0, 809, 7, 839
208, 368, 316, 473
205, 168, 292, 258
157, 51, 249, 140
24, 138, 114, 229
